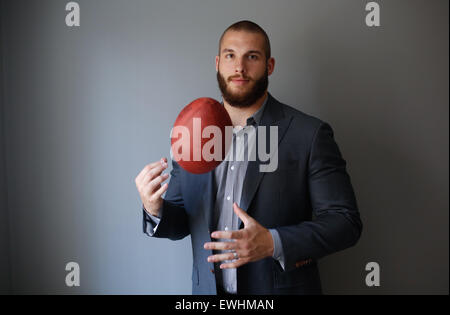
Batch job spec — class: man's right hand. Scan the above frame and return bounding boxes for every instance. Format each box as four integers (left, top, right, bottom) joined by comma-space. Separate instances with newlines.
135, 157, 170, 217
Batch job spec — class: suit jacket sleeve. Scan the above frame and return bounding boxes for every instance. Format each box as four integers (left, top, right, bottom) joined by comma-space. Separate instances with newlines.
276, 122, 363, 272
142, 160, 190, 240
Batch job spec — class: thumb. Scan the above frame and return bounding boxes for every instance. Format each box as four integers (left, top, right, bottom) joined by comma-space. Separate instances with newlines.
233, 202, 251, 226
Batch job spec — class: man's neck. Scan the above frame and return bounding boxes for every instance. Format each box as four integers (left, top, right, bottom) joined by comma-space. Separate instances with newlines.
223, 91, 268, 127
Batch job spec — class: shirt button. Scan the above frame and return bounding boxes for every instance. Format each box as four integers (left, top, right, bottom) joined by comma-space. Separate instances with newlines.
230, 165, 234, 171
226, 196, 231, 201
225, 226, 228, 231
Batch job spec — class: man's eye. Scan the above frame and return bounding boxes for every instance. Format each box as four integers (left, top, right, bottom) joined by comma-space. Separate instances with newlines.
248, 55, 258, 60
225, 54, 234, 58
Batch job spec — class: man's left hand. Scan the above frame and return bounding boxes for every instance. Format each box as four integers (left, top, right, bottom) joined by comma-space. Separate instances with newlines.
203, 202, 274, 269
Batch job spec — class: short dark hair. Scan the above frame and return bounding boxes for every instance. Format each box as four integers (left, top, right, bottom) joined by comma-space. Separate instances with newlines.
218, 20, 271, 60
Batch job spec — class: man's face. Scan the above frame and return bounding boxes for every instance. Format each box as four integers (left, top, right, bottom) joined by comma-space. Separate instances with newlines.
216, 30, 275, 108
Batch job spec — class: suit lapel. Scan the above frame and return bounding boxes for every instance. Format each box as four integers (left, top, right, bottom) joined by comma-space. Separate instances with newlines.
239, 94, 292, 227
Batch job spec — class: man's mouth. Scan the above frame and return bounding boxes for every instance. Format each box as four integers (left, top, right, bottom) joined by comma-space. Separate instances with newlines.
230, 78, 250, 85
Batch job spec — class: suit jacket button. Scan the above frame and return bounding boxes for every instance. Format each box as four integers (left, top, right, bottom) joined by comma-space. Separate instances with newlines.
210, 268, 215, 274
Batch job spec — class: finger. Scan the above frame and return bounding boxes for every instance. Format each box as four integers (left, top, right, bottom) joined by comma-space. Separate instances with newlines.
211, 230, 243, 240
137, 158, 167, 183
207, 252, 236, 263
143, 162, 168, 184
220, 259, 247, 269
203, 241, 237, 251
148, 172, 170, 193
149, 158, 167, 170
233, 203, 251, 226
152, 182, 169, 200
150, 160, 169, 177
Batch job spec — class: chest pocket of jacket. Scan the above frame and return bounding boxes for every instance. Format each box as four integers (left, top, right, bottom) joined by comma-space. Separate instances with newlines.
275, 140, 302, 171
276, 155, 300, 172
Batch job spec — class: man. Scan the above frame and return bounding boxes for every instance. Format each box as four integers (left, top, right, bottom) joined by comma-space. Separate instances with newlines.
135, 20, 362, 295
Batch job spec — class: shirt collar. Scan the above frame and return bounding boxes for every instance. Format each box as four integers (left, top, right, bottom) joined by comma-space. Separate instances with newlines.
220, 94, 269, 129
246, 94, 268, 127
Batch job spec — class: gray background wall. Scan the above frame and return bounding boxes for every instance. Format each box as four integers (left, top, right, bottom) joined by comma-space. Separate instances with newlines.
0, 0, 448, 294
1, 0, 11, 293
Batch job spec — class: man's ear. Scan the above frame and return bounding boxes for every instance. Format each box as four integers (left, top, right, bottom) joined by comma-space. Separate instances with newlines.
215, 56, 219, 72
267, 57, 275, 76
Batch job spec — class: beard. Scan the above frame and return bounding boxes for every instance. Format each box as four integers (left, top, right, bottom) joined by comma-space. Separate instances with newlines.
217, 67, 268, 108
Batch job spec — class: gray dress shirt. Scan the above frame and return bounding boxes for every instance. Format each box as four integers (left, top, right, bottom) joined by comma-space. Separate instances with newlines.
212, 96, 284, 294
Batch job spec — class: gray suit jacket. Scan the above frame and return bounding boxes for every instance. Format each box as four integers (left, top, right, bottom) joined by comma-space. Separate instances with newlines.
143, 93, 362, 294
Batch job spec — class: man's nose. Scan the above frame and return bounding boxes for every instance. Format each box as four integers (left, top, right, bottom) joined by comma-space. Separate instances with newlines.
235, 58, 246, 74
